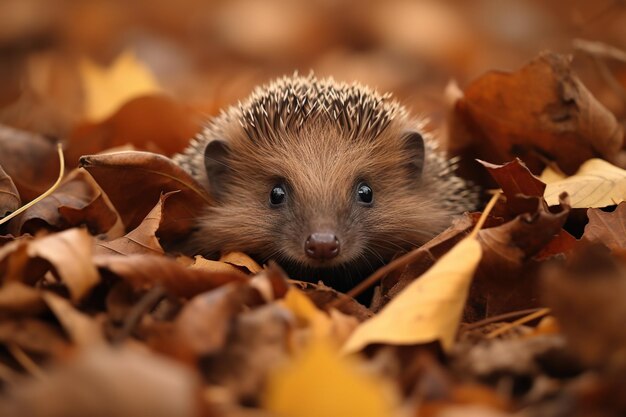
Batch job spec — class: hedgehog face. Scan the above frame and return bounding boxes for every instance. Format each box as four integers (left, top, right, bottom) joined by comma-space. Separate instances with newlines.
196, 122, 454, 285
182, 74, 475, 286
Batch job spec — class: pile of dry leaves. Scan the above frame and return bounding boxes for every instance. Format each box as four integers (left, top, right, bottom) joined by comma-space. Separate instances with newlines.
1, 49, 626, 417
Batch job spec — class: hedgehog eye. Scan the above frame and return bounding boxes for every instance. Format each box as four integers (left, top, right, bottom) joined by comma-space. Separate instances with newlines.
356, 182, 373, 205
269, 184, 287, 206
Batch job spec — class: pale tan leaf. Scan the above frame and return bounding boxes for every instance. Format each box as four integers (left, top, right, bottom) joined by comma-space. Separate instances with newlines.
189, 255, 247, 275
543, 158, 626, 208
219, 251, 263, 274
343, 237, 482, 354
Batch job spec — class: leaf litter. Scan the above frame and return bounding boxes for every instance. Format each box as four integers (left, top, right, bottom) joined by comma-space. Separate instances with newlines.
2, 23, 626, 417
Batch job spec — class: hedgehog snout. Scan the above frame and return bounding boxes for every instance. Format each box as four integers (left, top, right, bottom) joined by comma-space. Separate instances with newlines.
304, 232, 340, 260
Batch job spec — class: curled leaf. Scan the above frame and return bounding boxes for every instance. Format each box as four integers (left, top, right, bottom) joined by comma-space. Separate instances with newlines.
80, 151, 211, 240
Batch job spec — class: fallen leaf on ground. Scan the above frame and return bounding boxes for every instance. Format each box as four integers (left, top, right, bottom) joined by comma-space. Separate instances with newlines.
171, 282, 253, 358
42, 292, 105, 346
264, 340, 398, 417
0, 282, 46, 315
94, 254, 248, 298
67, 95, 200, 164
8, 168, 123, 237
0, 124, 60, 201
189, 255, 249, 276
542, 158, 626, 208
375, 212, 500, 312
343, 236, 482, 354
542, 244, 626, 366
480, 159, 545, 198
290, 280, 373, 321
467, 197, 570, 320
583, 203, 626, 253
0, 164, 19, 218
220, 251, 264, 274
0, 346, 201, 417
80, 151, 211, 239
450, 52, 623, 175
94, 191, 174, 256
80, 50, 161, 121
0, 228, 99, 302
0, 318, 69, 355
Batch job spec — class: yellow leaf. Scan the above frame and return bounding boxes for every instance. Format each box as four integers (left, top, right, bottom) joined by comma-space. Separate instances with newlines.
80, 50, 161, 121
281, 288, 332, 339
543, 158, 626, 208
264, 340, 397, 417
343, 237, 482, 354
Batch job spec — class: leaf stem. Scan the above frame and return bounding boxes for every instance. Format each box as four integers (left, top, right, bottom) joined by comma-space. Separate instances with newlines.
0, 143, 65, 226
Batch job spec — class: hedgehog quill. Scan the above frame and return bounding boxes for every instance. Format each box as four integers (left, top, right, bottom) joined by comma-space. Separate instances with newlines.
175, 74, 478, 292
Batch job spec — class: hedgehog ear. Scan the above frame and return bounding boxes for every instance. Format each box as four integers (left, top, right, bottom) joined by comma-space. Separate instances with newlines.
204, 139, 231, 200
401, 131, 425, 176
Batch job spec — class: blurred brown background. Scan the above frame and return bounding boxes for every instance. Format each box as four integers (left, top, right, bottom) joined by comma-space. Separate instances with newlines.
1, 0, 626, 142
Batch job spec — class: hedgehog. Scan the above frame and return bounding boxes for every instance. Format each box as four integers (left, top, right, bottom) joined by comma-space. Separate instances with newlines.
174, 74, 478, 291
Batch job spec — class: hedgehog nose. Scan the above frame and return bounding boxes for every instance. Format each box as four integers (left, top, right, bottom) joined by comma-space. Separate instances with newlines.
305, 233, 340, 260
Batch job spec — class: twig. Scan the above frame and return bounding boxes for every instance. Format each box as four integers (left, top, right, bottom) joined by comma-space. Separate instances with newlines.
468, 192, 501, 239
462, 308, 546, 331
485, 308, 551, 339
0, 360, 19, 385
0, 143, 65, 226
6, 344, 46, 380
111, 285, 167, 344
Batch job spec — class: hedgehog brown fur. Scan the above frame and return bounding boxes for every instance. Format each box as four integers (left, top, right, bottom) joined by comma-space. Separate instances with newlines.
174, 74, 478, 289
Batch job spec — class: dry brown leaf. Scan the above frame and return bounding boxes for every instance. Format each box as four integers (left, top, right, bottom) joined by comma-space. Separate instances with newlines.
7, 168, 123, 237
542, 245, 626, 366
583, 203, 626, 253
94, 191, 174, 256
479, 159, 545, 198
467, 198, 570, 319
0, 124, 60, 201
80, 151, 211, 239
480, 158, 547, 217
542, 158, 626, 208
0, 228, 99, 302
189, 255, 247, 276
67, 95, 200, 164
374, 212, 500, 312
220, 251, 264, 274
248, 262, 290, 302
0, 346, 201, 417
0, 318, 69, 355
42, 292, 105, 346
94, 254, 248, 298
0, 164, 19, 218
172, 282, 254, 358
450, 52, 623, 175
0, 282, 46, 315
196, 303, 294, 403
